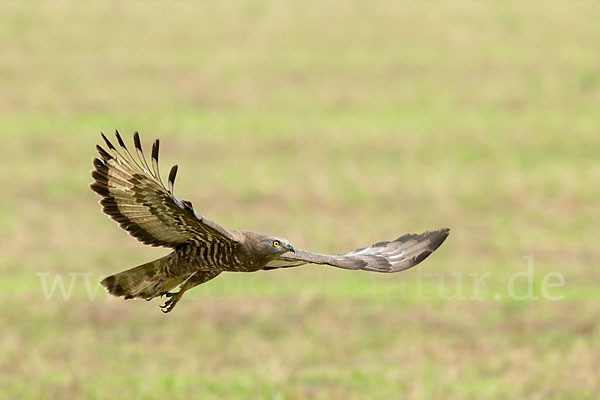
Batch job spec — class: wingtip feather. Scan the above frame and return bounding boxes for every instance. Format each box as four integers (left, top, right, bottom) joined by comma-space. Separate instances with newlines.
101, 132, 116, 150
428, 228, 450, 252
133, 131, 142, 150
96, 145, 112, 161
115, 129, 127, 149
152, 139, 159, 162
168, 165, 178, 194
151, 139, 165, 185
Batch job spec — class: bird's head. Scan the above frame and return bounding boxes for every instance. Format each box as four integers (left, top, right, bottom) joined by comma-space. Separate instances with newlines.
253, 235, 295, 256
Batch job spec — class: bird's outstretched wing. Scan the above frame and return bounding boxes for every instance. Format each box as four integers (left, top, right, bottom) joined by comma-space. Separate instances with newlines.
90, 131, 239, 248
264, 229, 449, 272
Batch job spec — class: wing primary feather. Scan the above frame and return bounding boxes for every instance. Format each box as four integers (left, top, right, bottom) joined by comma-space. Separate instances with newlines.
101, 132, 116, 151
96, 145, 112, 161
101, 132, 127, 161
133, 131, 153, 174
92, 158, 104, 169
168, 165, 178, 194
151, 139, 166, 187
114, 130, 143, 172
114, 129, 127, 149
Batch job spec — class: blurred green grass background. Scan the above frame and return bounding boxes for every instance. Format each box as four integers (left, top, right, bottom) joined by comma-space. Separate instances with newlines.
1, 1, 599, 399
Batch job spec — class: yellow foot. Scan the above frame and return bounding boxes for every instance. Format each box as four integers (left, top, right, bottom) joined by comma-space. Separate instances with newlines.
159, 291, 182, 313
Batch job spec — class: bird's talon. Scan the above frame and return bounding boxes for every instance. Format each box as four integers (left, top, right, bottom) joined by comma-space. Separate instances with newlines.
159, 293, 180, 313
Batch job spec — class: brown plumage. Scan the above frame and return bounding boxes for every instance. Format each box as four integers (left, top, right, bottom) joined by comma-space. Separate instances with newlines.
91, 131, 450, 313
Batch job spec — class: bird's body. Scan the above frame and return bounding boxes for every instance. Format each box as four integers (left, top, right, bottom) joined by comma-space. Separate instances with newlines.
91, 132, 449, 312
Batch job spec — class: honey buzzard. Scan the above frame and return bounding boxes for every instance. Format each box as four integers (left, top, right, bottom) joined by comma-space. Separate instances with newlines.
91, 132, 449, 312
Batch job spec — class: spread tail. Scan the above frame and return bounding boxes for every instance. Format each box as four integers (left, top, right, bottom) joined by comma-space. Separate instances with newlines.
100, 254, 186, 300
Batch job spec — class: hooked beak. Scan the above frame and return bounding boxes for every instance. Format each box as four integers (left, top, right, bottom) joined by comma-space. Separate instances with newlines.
287, 244, 296, 253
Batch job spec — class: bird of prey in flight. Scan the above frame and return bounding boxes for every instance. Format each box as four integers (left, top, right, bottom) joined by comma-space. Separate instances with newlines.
91, 132, 449, 313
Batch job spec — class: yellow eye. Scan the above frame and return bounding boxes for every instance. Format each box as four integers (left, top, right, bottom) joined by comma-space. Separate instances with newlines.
273, 241, 280, 247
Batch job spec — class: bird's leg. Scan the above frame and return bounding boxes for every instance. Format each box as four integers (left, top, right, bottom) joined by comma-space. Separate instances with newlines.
159, 270, 221, 313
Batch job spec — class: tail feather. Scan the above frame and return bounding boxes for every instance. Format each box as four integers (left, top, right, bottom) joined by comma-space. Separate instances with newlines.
101, 254, 185, 300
